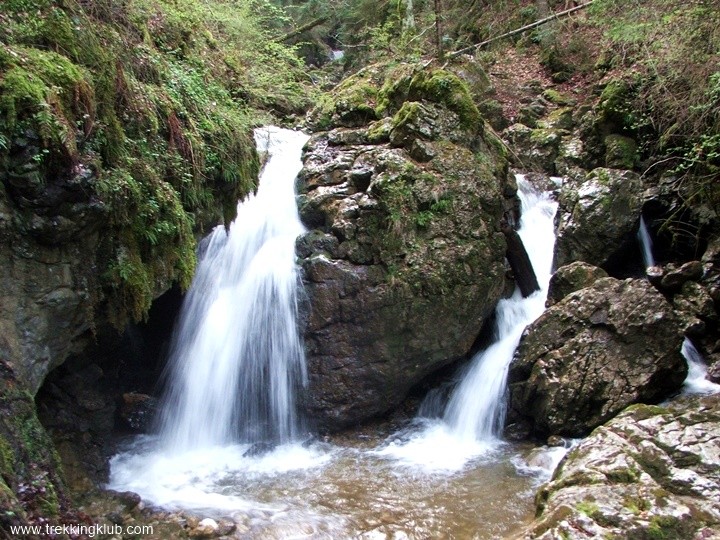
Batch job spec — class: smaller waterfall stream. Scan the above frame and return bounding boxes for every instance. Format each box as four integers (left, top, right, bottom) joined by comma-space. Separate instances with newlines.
681, 336, 720, 395
377, 176, 558, 469
638, 216, 656, 269
636, 214, 720, 396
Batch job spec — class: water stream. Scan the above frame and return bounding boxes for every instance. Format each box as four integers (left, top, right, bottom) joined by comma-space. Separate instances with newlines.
636, 214, 720, 397
638, 215, 655, 269
377, 177, 559, 469
108, 134, 562, 538
156, 126, 309, 451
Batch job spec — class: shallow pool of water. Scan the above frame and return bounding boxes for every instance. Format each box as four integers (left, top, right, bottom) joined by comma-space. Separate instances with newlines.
109, 419, 560, 539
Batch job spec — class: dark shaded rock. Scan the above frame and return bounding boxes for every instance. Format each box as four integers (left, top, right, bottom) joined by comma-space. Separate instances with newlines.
555, 168, 644, 269
502, 224, 540, 297
0, 360, 68, 529
242, 441, 278, 458
546, 262, 608, 306
516, 395, 720, 539
604, 133, 638, 169
508, 277, 686, 437
478, 99, 508, 131
118, 393, 158, 432
646, 264, 664, 287
673, 280, 717, 336
708, 358, 720, 383
660, 260, 704, 290
36, 359, 117, 491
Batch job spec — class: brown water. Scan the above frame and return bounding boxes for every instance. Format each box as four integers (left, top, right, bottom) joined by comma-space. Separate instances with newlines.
229, 442, 540, 539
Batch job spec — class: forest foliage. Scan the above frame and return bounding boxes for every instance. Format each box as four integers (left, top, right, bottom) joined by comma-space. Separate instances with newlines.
0, 0, 309, 325
1, 0, 718, 323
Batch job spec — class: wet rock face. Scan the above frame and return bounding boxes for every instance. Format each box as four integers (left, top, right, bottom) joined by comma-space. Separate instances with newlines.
298, 64, 512, 430
0, 172, 101, 395
517, 395, 720, 540
555, 167, 644, 270
0, 359, 68, 527
508, 277, 687, 437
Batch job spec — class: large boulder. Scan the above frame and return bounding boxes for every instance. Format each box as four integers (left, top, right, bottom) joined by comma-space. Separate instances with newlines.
508, 277, 687, 437
298, 63, 512, 429
516, 395, 720, 540
555, 168, 644, 269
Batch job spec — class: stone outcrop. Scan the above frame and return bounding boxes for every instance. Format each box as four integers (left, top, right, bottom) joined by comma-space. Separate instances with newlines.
0, 359, 68, 529
546, 261, 608, 306
298, 63, 513, 429
555, 168, 644, 269
0, 171, 101, 395
516, 395, 720, 540
508, 277, 687, 437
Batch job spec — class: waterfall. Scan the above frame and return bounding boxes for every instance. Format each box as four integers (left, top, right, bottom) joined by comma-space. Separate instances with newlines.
442, 178, 558, 442
638, 216, 655, 268
681, 339, 720, 395
377, 177, 558, 469
156, 126, 310, 451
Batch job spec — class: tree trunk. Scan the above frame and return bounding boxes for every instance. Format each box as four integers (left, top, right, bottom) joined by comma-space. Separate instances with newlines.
502, 224, 540, 298
403, 0, 416, 32
434, 0, 443, 60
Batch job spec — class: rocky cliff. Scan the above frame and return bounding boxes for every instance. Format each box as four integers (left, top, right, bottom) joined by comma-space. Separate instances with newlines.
297, 63, 515, 429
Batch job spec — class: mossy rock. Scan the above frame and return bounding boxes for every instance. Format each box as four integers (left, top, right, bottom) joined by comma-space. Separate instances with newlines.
542, 89, 577, 107
0, 0, 277, 326
604, 134, 638, 169
478, 99, 508, 131
378, 67, 483, 132
0, 360, 66, 528
308, 65, 384, 129
539, 107, 574, 131
597, 79, 639, 134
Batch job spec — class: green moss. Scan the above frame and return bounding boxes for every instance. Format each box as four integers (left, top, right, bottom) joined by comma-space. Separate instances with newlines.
310, 68, 382, 129
605, 134, 638, 169
379, 67, 482, 130
542, 89, 576, 107
391, 101, 423, 129
648, 515, 688, 540
624, 403, 667, 420
0, 0, 293, 325
576, 500, 600, 517
0, 365, 66, 524
367, 118, 393, 143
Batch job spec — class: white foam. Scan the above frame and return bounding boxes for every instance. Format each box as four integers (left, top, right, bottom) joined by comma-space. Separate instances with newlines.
108, 438, 333, 512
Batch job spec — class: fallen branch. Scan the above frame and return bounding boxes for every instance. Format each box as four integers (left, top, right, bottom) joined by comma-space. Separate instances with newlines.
445, 1, 594, 60
274, 16, 329, 43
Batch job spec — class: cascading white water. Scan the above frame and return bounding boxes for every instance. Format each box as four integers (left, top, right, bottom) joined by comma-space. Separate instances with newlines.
635, 213, 719, 396
157, 126, 310, 451
638, 215, 655, 268
681, 338, 720, 395
108, 147, 555, 537
377, 177, 558, 469
443, 178, 558, 442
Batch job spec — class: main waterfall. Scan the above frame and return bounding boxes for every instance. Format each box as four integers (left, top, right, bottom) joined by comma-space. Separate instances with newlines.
157, 126, 309, 451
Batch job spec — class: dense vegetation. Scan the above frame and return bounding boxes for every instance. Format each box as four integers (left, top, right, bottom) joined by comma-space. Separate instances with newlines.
2, 0, 716, 322
274, 0, 720, 250
0, 0, 309, 324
